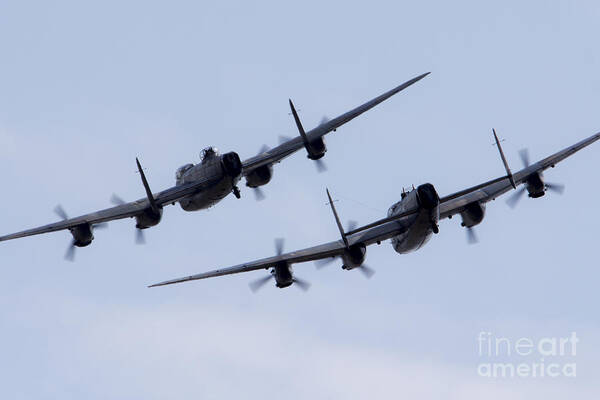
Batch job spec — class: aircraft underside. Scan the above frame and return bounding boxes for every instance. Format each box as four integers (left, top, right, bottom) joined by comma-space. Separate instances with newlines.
178, 176, 236, 211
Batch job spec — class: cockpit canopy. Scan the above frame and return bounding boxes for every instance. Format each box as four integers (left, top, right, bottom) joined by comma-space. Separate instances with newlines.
200, 147, 220, 162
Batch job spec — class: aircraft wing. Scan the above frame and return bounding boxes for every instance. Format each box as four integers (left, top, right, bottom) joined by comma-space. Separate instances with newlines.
149, 240, 347, 287
0, 169, 221, 243
438, 131, 600, 219
149, 208, 416, 287
241, 72, 430, 173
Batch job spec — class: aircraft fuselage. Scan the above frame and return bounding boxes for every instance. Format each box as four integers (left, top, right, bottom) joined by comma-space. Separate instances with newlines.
176, 152, 242, 212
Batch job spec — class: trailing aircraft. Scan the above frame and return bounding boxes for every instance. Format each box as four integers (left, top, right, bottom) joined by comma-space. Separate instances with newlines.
0, 72, 429, 259
149, 130, 600, 291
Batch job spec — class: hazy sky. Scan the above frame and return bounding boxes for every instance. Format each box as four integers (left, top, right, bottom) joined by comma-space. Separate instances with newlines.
1, 1, 599, 398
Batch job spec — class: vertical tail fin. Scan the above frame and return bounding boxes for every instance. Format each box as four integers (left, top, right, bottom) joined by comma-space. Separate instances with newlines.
136, 157, 160, 213
492, 129, 516, 189
326, 188, 349, 248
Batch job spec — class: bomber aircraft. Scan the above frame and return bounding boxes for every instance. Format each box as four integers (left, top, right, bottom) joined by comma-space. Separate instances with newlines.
150, 130, 600, 291
0, 72, 429, 259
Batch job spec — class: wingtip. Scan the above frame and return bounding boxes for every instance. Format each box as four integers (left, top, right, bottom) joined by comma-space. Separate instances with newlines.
407, 71, 431, 85
148, 281, 170, 288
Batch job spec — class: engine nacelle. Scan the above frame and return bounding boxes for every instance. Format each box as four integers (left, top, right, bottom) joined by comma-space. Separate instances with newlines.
460, 202, 486, 228
273, 261, 293, 288
221, 151, 243, 178
135, 207, 163, 230
306, 137, 327, 160
245, 164, 273, 188
341, 244, 366, 270
525, 172, 545, 198
69, 223, 94, 247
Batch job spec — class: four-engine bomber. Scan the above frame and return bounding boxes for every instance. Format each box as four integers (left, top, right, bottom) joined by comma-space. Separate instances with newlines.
0, 72, 430, 259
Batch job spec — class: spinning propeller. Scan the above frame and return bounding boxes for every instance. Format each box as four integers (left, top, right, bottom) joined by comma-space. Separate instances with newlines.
314, 220, 375, 278
465, 226, 478, 245
506, 148, 565, 208
314, 189, 375, 278
249, 238, 311, 292
251, 145, 271, 201
288, 100, 329, 173
54, 204, 106, 261
110, 193, 147, 244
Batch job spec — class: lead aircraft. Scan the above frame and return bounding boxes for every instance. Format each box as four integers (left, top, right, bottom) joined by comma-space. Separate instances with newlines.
150, 130, 600, 291
0, 72, 429, 258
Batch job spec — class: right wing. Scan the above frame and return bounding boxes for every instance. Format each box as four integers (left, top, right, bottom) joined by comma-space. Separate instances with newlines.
241, 72, 430, 173
438, 130, 600, 219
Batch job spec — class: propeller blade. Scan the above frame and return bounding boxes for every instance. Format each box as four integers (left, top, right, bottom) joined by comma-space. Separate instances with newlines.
293, 277, 311, 291
506, 187, 527, 208
135, 228, 146, 245
545, 182, 565, 194
253, 187, 266, 201
93, 222, 108, 230
346, 220, 358, 233
274, 238, 285, 256
319, 115, 330, 126
54, 205, 68, 220
466, 227, 478, 245
315, 159, 328, 173
278, 135, 292, 145
315, 256, 337, 269
358, 265, 375, 279
519, 148, 530, 168
64, 241, 76, 262
110, 193, 126, 206
249, 275, 273, 292
258, 144, 270, 154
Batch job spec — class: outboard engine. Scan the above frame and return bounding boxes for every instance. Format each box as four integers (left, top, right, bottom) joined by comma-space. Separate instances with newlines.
221, 151, 243, 178
273, 261, 294, 288
525, 172, 546, 198
70, 223, 94, 247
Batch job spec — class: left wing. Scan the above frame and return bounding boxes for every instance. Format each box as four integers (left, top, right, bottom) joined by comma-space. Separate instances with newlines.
241, 72, 430, 173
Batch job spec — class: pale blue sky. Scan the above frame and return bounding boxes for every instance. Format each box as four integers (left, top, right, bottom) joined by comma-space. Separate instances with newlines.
0, 0, 599, 398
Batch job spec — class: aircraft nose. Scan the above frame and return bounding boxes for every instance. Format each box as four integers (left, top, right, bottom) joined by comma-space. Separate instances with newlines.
417, 183, 439, 209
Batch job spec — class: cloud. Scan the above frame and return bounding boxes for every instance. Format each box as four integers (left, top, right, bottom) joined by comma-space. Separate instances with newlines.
5, 291, 594, 400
